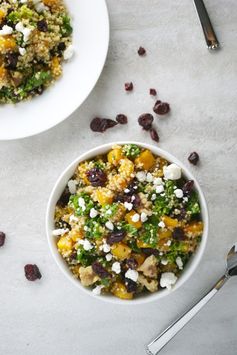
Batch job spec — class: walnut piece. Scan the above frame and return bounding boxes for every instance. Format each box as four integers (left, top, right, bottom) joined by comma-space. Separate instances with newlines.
79, 266, 99, 287
138, 255, 158, 278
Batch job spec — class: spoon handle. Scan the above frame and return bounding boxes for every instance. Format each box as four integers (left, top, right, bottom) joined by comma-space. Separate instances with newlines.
146, 274, 229, 355
193, 0, 220, 50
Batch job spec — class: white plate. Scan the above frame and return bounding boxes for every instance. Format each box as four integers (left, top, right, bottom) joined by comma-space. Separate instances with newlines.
0, 0, 109, 140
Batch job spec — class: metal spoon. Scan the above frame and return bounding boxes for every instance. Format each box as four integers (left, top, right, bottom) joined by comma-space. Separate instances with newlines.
193, 0, 220, 50
146, 244, 237, 354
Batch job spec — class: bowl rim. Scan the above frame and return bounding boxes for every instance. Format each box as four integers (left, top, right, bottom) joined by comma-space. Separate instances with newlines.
46, 141, 209, 305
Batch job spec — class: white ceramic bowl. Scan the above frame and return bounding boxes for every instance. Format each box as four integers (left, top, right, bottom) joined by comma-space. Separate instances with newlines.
46, 142, 209, 305
0, 0, 109, 140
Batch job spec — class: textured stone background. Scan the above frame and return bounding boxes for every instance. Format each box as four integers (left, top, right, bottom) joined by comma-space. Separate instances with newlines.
0, 0, 237, 354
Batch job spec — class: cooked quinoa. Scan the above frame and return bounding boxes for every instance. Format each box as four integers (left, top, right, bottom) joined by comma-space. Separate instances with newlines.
54, 144, 204, 300
0, 0, 73, 104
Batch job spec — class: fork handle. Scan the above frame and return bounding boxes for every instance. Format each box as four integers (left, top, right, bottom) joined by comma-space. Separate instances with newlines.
193, 0, 220, 50
146, 274, 229, 355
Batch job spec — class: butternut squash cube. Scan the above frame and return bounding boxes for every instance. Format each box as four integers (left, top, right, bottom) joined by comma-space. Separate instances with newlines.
57, 236, 73, 251
111, 282, 133, 300
135, 150, 155, 170
96, 188, 114, 206
111, 243, 132, 260
107, 148, 124, 166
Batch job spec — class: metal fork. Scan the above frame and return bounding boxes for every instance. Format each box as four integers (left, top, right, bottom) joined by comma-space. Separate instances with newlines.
193, 0, 220, 50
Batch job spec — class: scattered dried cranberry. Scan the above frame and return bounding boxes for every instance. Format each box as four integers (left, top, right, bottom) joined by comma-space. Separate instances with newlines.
125, 278, 137, 293
125, 82, 133, 91
124, 258, 138, 270
153, 101, 170, 115
0, 232, 6, 247
150, 127, 159, 142
37, 19, 48, 32
188, 152, 199, 165
24, 264, 42, 281
172, 227, 185, 241
57, 187, 71, 207
138, 46, 146, 56
86, 167, 107, 187
90, 117, 118, 133
150, 88, 157, 96
58, 42, 66, 51
182, 180, 194, 196
126, 181, 139, 195
131, 194, 141, 208
107, 230, 126, 245
141, 248, 159, 256
5, 53, 19, 70
176, 208, 187, 221
138, 113, 154, 131
116, 114, 128, 124
92, 261, 110, 278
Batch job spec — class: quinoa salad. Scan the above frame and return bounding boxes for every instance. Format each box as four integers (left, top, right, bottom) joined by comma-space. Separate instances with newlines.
54, 144, 204, 300
0, 0, 73, 104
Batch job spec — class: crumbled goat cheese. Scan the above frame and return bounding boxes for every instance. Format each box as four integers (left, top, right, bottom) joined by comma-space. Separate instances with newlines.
141, 212, 148, 223
102, 242, 110, 253
125, 269, 138, 282
19, 47, 26, 56
146, 173, 153, 182
112, 262, 121, 274
160, 272, 178, 290
78, 197, 86, 211
124, 202, 133, 211
105, 221, 114, 231
183, 197, 188, 202
151, 193, 156, 201
176, 256, 183, 270
90, 208, 98, 218
161, 258, 168, 265
63, 44, 74, 60
83, 239, 93, 251
163, 164, 182, 180
69, 214, 78, 223
166, 240, 172, 246
52, 228, 69, 236
105, 253, 113, 261
0, 25, 13, 35
156, 185, 164, 194
92, 285, 104, 296
131, 213, 140, 222
158, 221, 166, 229
124, 188, 130, 193
136, 171, 146, 182
153, 177, 163, 185
174, 189, 184, 198
68, 179, 77, 194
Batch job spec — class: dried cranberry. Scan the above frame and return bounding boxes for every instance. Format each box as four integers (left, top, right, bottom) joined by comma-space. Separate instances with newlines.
90, 117, 117, 133
24, 264, 42, 281
176, 208, 187, 221
86, 167, 107, 187
107, 230, 126, 245
153, 101, 170, 115
125, 82, 133, 91
172, 227, 185, 241
138, 46, 146, 56
92, 261, 110, 278
188, 152, 199, 165
125, 278, 137, 293
138, 113, 154, 131
37, 19, 48, 32
116, 114, 128, 124
150, 88, 157, 96
0, 232, 6, 247
58, 42, 66, 51
5, 53, 19, 70
150, 127, 159, 142
182, 180, 194, 196
57, 187, 71, 207
126, 181, 139, 195
141, 248, 159, 256
125, 258, 138, 270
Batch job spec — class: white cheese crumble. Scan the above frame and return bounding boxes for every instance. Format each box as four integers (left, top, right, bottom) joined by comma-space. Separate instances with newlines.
124, 188, 130, 193
161, 258, 168, 265
105, 253, 113, 261
78, 197, 86, 211
183, 197, 188, 202
158, 221, 166, 229
136, 171, 146, 182
52, 228, 69, 236
160, 272, 178, 290
92, 285, 104, 296
19, 47, 26, 56
153, 177, 163, 186
163, 164, 182, 180
151, 193, 156, 201
68, 179, 77, 194
63, 44, 74, 60
112, 262, 121, 274
83, 239, 93, 251
174, 189, 184, 198
124, 202, 133, 211
131, 213, 140, 222
125, 269, 138, 282
15, 22, 32, 42
90, 208, 98, 218
146, 172, 153, 182
101, 242, 110, 253
166, 240, 172, 246
141, 212, 148, 223
0, 25, 13, 35
156, 185, 164, 194
105, 221, 114, 231
69, 214, 78, 223
176, 256, 183, 270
